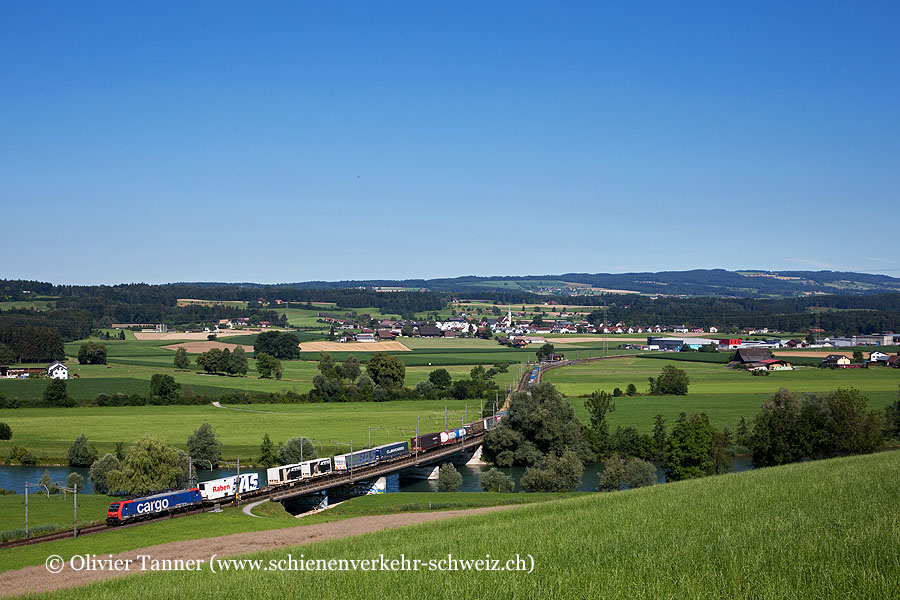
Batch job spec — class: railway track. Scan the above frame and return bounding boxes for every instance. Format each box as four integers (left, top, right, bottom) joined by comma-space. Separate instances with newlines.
0, 435, 489, 549
0, 502, 218, 549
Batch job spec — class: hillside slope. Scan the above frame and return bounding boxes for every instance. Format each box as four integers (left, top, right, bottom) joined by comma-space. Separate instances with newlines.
33, 450, 900, 599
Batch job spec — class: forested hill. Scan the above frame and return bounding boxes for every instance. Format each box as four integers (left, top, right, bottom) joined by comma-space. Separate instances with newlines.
275, 269, 900, 297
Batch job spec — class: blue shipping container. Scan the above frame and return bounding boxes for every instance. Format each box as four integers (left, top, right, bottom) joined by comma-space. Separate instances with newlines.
374, 441, 409, 461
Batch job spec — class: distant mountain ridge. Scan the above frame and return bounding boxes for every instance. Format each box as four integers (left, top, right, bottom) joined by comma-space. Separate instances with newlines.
184, 269, 900, 298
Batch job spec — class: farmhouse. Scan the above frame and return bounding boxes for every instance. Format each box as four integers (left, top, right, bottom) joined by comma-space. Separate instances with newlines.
867, 351, 890, 365
416, 326, 442, 338
731, 347, 772, 365
822, 354, 852, 368
0, 362, 69, 379
376, 329, 397, 340
47, 361, 69, 379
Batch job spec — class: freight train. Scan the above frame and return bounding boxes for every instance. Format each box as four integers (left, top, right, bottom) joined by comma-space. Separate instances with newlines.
106, 410, 507, 526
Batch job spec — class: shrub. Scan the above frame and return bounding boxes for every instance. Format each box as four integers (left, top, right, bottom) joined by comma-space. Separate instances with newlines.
598, 455, 625, 491
648, 365, 690, 395
437, 463, 463, 492
277, 437, 317, 464
66, 472, 85, 491
622, 458, 657, 489
43, 379, 73, 407
150, 374, 181, 400
90, 453, 121, 494
479, 468, 515, 492
521, 450, 584, 492
0, 422, 11, 440
67, 434, 98, 467
40, 470, 59, 494
77, 342, 107, 365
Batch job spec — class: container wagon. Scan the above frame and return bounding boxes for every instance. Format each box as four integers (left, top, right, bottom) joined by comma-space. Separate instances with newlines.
410, 432, 442, 452
439, 428, 466, 444
334, 448, 378, 470
267, 462, 304, 485
198, 473, 260, 501
374, 441, 409, 462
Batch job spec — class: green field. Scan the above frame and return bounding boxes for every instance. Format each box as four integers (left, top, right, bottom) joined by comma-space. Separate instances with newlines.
0, 400, 490, 463
0, 493, 115, 541
23, 450, 900, 599
543, 356, 900, 432
0, 334, 535, 405
0, 299, 57, 311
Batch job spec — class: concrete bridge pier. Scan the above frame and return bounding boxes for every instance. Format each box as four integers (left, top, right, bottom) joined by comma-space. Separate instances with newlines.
402, 465, 440, 480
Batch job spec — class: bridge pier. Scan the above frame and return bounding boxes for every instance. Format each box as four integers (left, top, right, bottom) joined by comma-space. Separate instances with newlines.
465, 445, 485, 465
402, 465, 440, 480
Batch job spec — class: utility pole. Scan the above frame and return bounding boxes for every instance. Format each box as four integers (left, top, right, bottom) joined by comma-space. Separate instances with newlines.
24, 482, 50, 539
444, 406, 447, 431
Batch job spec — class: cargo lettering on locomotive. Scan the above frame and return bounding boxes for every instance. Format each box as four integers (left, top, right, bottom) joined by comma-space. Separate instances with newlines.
136, 498, 170, 514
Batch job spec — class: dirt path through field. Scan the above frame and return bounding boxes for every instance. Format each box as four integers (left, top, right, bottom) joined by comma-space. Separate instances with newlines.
0, 505, 519, 597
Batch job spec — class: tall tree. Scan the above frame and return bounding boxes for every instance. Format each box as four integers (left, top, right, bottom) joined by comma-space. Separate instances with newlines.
77, 342, 108, 365
652, 414, 667, 461
150, 374, 180, 400
229, 347, 248, 375
43, 378, 73, 407
89, 454, 121, 494
186, 423, 222, 469
584, 389, 615, 457
256, 352, 282, 379
258, 433, 278, 467
67, 433, 98, 467
339, 355, 361, 381
173, 347, 190, 370
277, 437, 317, 464
428, 368, 452, 389
365, 352, 406, 390
106, 437, 189, 495
665, 413, 718, 481
483, 383, 594, 467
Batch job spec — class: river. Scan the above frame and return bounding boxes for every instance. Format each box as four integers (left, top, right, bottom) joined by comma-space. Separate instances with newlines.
0, 457, 753, 495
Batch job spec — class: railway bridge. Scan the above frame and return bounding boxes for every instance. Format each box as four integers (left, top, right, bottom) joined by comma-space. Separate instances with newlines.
269, 433, 486, 502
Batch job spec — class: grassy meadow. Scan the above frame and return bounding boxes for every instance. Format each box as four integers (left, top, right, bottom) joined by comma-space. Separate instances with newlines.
0, 492, 572, 573
0, 493, 115, 541
543, 356, 900, 432
22, 450, 900, 599
0, 399, 489, 463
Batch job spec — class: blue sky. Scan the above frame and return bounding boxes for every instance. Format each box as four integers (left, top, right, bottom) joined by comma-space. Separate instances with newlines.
1, 1, 898, 284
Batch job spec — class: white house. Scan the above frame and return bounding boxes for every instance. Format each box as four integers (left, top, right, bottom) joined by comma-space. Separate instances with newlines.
47, 361, 68, 379
868, 351, 890, 364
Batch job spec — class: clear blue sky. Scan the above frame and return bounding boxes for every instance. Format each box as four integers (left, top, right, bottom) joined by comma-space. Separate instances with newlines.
2, 1, 898, 284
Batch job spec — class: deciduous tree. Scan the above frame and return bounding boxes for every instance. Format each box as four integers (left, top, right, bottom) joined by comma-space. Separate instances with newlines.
67, 433, 98, 467
186, 423, 222, 469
